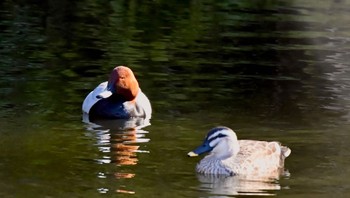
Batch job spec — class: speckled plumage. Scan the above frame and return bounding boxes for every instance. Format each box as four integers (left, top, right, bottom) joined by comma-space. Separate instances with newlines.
188, 127, 291, 178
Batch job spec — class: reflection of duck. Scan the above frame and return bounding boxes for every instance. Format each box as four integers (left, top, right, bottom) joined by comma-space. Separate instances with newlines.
83, 115, 150, 131
84, 117, 150, 195
197, 174, 283, 196
111, 129, 140, 166
188, 126, 291, 178
82, 66, 152, 120
84, 118, 150, 167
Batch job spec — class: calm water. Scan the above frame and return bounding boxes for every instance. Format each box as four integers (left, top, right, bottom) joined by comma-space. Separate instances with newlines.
1, 0, 350, 197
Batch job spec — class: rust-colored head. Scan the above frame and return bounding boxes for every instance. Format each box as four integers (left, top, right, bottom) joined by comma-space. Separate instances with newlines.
104, 66, 139, 101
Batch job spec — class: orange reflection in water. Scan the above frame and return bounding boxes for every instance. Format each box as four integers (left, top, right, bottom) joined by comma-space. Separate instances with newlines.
84, 117, 150, 195
110, 128, 143, 194
111, 130, 140, 166
116, 189, 136, 194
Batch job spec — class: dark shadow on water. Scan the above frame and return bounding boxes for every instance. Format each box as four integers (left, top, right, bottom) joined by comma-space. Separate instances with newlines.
82, 112, 151, 131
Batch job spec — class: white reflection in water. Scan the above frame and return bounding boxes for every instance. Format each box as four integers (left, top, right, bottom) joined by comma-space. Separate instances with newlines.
97, 188, 109, 194
97, 156, 111, 164
97, 172, 107, 179
83, 114, 151, 195
197, 173, 289, 196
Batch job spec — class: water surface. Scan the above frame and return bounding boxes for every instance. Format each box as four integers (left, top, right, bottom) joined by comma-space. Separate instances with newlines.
1, 0, 350, 197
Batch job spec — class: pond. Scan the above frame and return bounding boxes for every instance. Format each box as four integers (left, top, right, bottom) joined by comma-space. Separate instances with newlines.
0, 0, 350, 197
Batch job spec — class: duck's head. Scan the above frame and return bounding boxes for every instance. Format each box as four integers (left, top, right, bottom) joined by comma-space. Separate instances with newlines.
188, 126, 240, 160
97, 66, 140, 101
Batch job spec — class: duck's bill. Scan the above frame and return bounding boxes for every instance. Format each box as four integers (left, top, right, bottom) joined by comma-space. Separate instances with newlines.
187, 141, 213, 157
187, 151, 198, 157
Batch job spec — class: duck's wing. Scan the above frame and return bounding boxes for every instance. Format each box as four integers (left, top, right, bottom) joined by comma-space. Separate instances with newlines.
82, 82, 108, 113
236, 140, 286, 176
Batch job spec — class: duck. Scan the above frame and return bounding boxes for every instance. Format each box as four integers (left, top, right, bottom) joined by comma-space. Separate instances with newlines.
82, 66, 152, 120
188, 126, 291, 178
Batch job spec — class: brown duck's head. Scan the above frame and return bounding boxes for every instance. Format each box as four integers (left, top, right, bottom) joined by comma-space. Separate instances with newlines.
110, 66, 139, 101
97, 66, 140, 101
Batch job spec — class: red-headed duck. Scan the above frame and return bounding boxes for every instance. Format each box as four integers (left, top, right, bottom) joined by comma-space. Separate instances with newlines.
82, 66, 152, 120
188, 126, 291, 178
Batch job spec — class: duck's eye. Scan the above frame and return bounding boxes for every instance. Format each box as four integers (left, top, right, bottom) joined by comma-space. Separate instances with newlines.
208, 133, 227, 142
217, 133, 227, 138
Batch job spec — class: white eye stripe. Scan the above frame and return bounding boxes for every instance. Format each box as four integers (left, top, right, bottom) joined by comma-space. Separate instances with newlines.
209, 138, 221, 147
207, 129, 232, 140
207, 129, 237, 148
207, 130, 231, 147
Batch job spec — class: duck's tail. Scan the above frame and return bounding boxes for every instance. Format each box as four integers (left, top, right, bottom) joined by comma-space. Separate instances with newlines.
281, 146, 291, 158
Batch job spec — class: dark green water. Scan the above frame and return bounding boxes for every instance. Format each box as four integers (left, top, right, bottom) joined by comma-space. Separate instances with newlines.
1, 0, 350, 197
